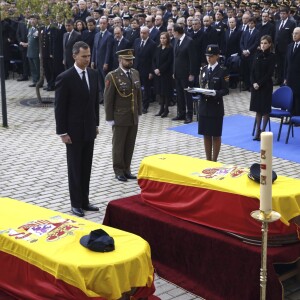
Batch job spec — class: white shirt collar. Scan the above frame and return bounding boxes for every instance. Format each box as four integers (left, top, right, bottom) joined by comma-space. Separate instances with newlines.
74, 64, 87, 76
208, 62, 218, 71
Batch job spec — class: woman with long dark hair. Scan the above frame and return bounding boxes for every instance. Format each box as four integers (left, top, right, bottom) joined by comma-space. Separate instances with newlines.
250, 35, 275, 141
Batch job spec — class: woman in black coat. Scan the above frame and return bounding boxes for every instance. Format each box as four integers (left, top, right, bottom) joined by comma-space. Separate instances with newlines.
250, 35, 275, 141
152, 32, 174, 117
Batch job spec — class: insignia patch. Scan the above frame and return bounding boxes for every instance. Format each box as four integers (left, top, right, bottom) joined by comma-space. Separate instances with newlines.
105, 80, 110, 88
224, 76, 229, 82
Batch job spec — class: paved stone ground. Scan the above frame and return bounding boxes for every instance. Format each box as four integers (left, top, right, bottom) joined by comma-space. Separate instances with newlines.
1, 76, 300, 299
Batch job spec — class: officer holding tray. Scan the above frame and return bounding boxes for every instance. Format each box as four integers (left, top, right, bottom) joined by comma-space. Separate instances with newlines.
188, 44, 229, 162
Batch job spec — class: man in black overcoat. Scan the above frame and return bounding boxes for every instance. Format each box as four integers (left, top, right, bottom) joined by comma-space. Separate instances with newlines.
284, 27, 300, 115
133, 26, 156, 113
172, 24, 197, 124
55, 41, 100, 217
63, 19, 82, 69
274, 8, 296, 85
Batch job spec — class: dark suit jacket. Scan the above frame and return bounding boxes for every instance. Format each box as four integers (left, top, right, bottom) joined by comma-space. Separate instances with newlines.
275, 19, 296, 53
213, 21, 228, 54
16, 21, 28, 52
55, 66, 100, 142
224, 28, 242, 57
201, 26, 219, 63
112, 37, 130, 69
285, 42, 300, 95
63, 30, 82, 69
256, 21, 275, 43
125, 28, 140, 48
173, 35, 197, 79
92, 30, 114, 75
149, 27, 160, 44
190, 30, 204, 73
240, 28, 260, 56
82, 29, 97, 55
133, 38, 156, 77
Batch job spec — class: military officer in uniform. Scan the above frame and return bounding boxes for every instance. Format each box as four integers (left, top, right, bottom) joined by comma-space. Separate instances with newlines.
104, 49, 142, 182
198, 44, 229, 162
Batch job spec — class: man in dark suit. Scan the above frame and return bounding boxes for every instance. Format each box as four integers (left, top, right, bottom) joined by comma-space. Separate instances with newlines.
190, 17, 204, 86
172, 24, 197, 124
91, 16, 114, 102
284, 27, 300, 115
63, 19, 82, 69
201, 16, 219, 65
82, 18, 97, 60
126, 18, 140, 48
133, 26, 156, 113
74, 0, 91, 22
257, 11, 275, 42
274, 8, 296, 85
51, 17, 66, 83
104, 49, 142, 182
146, 16, 160, 44
213, 10, 228, 54
112, 26, 130, 69
41, 18, 55, 91
26, 15, 40, 87
55, 41, 99, 218
154, 15, 166, 33
225, 17, 242, 88
240, 18, 260, 91
16, 18, 29, 81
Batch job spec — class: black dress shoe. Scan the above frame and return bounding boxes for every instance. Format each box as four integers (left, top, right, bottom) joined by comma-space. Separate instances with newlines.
47, 87, 55, 91
29, 83, 36, 87
43, 86, 48, 90
241, 87, 249, 91
172, 115, 185, 121
142, 108, 148, 114
17, 77, 28, 81
161, 111, 169, 118
184, 117, 192, 124
115, 175, 127, 182
83, 204, 99, 211
71, 207, 84, 217
124, 172, 137, 179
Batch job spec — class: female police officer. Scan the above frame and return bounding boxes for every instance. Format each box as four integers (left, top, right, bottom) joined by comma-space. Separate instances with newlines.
198, 44, 229, 162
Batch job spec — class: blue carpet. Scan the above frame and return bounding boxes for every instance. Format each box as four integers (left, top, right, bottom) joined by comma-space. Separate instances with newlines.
168, 114, 300, 163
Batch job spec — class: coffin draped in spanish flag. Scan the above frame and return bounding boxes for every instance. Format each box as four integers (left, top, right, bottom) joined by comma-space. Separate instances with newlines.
0, 198, 155, 300
138, 154, 300, 240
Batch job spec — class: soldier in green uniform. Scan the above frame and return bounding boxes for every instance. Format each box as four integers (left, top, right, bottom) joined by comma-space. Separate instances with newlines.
104, 49, 142, 182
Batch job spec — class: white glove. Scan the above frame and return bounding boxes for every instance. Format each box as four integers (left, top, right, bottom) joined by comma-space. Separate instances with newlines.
211, 90, 216, 96
106, 120, 115, 126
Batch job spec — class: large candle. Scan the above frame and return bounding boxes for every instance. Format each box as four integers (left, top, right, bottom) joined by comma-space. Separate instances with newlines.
260, 132, 273, 212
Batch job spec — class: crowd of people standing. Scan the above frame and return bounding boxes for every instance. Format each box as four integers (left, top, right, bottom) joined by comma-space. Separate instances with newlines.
1, 0, 300, 130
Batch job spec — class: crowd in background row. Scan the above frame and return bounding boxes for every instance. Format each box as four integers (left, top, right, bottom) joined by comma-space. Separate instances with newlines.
1, 0, 300, 117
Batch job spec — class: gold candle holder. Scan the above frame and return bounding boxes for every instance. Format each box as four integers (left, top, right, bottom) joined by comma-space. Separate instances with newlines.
251, 210, 281, 300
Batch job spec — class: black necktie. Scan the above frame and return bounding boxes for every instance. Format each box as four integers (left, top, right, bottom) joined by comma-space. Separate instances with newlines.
126, 71, 132, 82
82, 71, 89, 92
140, 40, 144, 49
65, 33, 70, 46
279, 20, 284, 30
208, 67, 212, 78
176, 39, 180, 52
229, 30, 233, 37
293, 43, 298, 53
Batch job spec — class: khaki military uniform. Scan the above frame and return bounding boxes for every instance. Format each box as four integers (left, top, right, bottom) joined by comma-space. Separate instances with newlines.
104, 67, 142, 176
